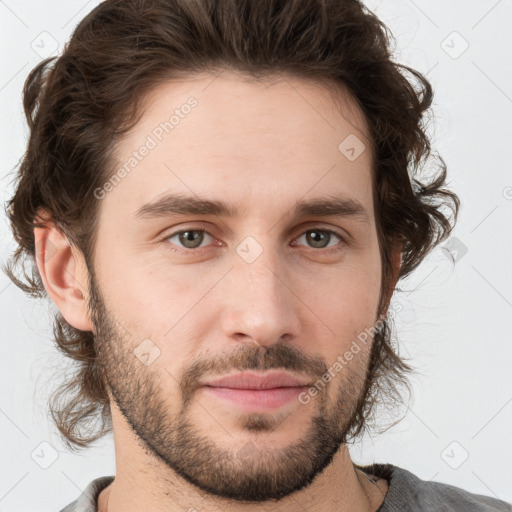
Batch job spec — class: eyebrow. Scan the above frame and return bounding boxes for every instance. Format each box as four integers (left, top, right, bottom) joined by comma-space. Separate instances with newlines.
134, 193, 370, 224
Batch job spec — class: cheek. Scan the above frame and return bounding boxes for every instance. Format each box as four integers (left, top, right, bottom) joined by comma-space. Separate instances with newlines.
299, 255, 381, 351
93, 253, 170, 338
307, 252, 381, 308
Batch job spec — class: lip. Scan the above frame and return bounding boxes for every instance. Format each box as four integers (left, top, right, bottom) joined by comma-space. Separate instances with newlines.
200, 371, 312, 412
201, 371, 312, 390
202, 386, 308, 411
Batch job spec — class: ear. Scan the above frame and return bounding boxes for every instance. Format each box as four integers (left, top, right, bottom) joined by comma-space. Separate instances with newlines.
33, 210, 93, 332
379, 239, 403, 319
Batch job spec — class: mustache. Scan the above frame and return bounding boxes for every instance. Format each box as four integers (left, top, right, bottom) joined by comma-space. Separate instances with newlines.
179, 342, 328, 407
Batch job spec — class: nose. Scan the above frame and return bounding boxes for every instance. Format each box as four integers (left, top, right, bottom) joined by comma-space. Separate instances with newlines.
220, 245, 301, 347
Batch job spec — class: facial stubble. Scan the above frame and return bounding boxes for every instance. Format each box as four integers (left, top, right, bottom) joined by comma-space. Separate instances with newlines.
88, 272, 372, 503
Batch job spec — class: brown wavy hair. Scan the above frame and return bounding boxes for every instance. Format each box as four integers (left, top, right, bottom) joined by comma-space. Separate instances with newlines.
4, 0, 459, 451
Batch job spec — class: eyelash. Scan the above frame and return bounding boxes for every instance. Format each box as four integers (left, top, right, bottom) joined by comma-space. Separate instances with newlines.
162, 226, 347, 254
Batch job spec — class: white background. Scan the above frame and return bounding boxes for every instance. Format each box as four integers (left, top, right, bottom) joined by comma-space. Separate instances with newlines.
1, 0, 511, 510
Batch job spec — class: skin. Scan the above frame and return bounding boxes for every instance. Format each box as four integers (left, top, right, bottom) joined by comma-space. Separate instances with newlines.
34, 70, 402, 511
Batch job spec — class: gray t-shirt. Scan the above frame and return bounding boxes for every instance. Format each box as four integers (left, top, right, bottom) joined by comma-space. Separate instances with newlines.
59, 463, 511, 511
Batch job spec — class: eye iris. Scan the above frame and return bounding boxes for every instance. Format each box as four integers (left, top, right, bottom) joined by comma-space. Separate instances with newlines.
179, 230, 203, 249
307, 230, 330, 248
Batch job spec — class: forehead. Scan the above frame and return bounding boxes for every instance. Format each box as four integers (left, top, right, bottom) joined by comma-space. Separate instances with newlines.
103, 70, 374, 222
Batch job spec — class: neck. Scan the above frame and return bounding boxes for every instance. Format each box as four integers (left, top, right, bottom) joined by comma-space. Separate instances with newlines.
97, 448, 387, 512
97, 483, 111, 512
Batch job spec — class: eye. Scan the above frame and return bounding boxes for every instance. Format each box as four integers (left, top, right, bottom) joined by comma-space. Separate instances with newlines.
293, 228, 344, 251
165, 228, 215, 251
163, 226, 346, 253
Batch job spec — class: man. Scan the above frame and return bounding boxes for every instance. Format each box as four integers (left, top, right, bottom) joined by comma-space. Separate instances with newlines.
4, 0, 510, 511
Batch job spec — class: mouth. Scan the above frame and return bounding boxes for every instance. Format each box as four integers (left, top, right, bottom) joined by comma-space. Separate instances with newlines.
200, 371, 312, 411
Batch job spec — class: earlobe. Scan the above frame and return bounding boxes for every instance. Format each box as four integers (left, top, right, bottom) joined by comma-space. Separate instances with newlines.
33, 217, 93, 332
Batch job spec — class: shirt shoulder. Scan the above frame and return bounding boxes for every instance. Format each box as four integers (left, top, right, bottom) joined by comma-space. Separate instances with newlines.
356, 463, 511, 512
58, 476, 114, 512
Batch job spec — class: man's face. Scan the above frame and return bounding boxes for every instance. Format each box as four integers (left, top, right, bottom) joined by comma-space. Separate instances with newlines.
88, 71, 382, 502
